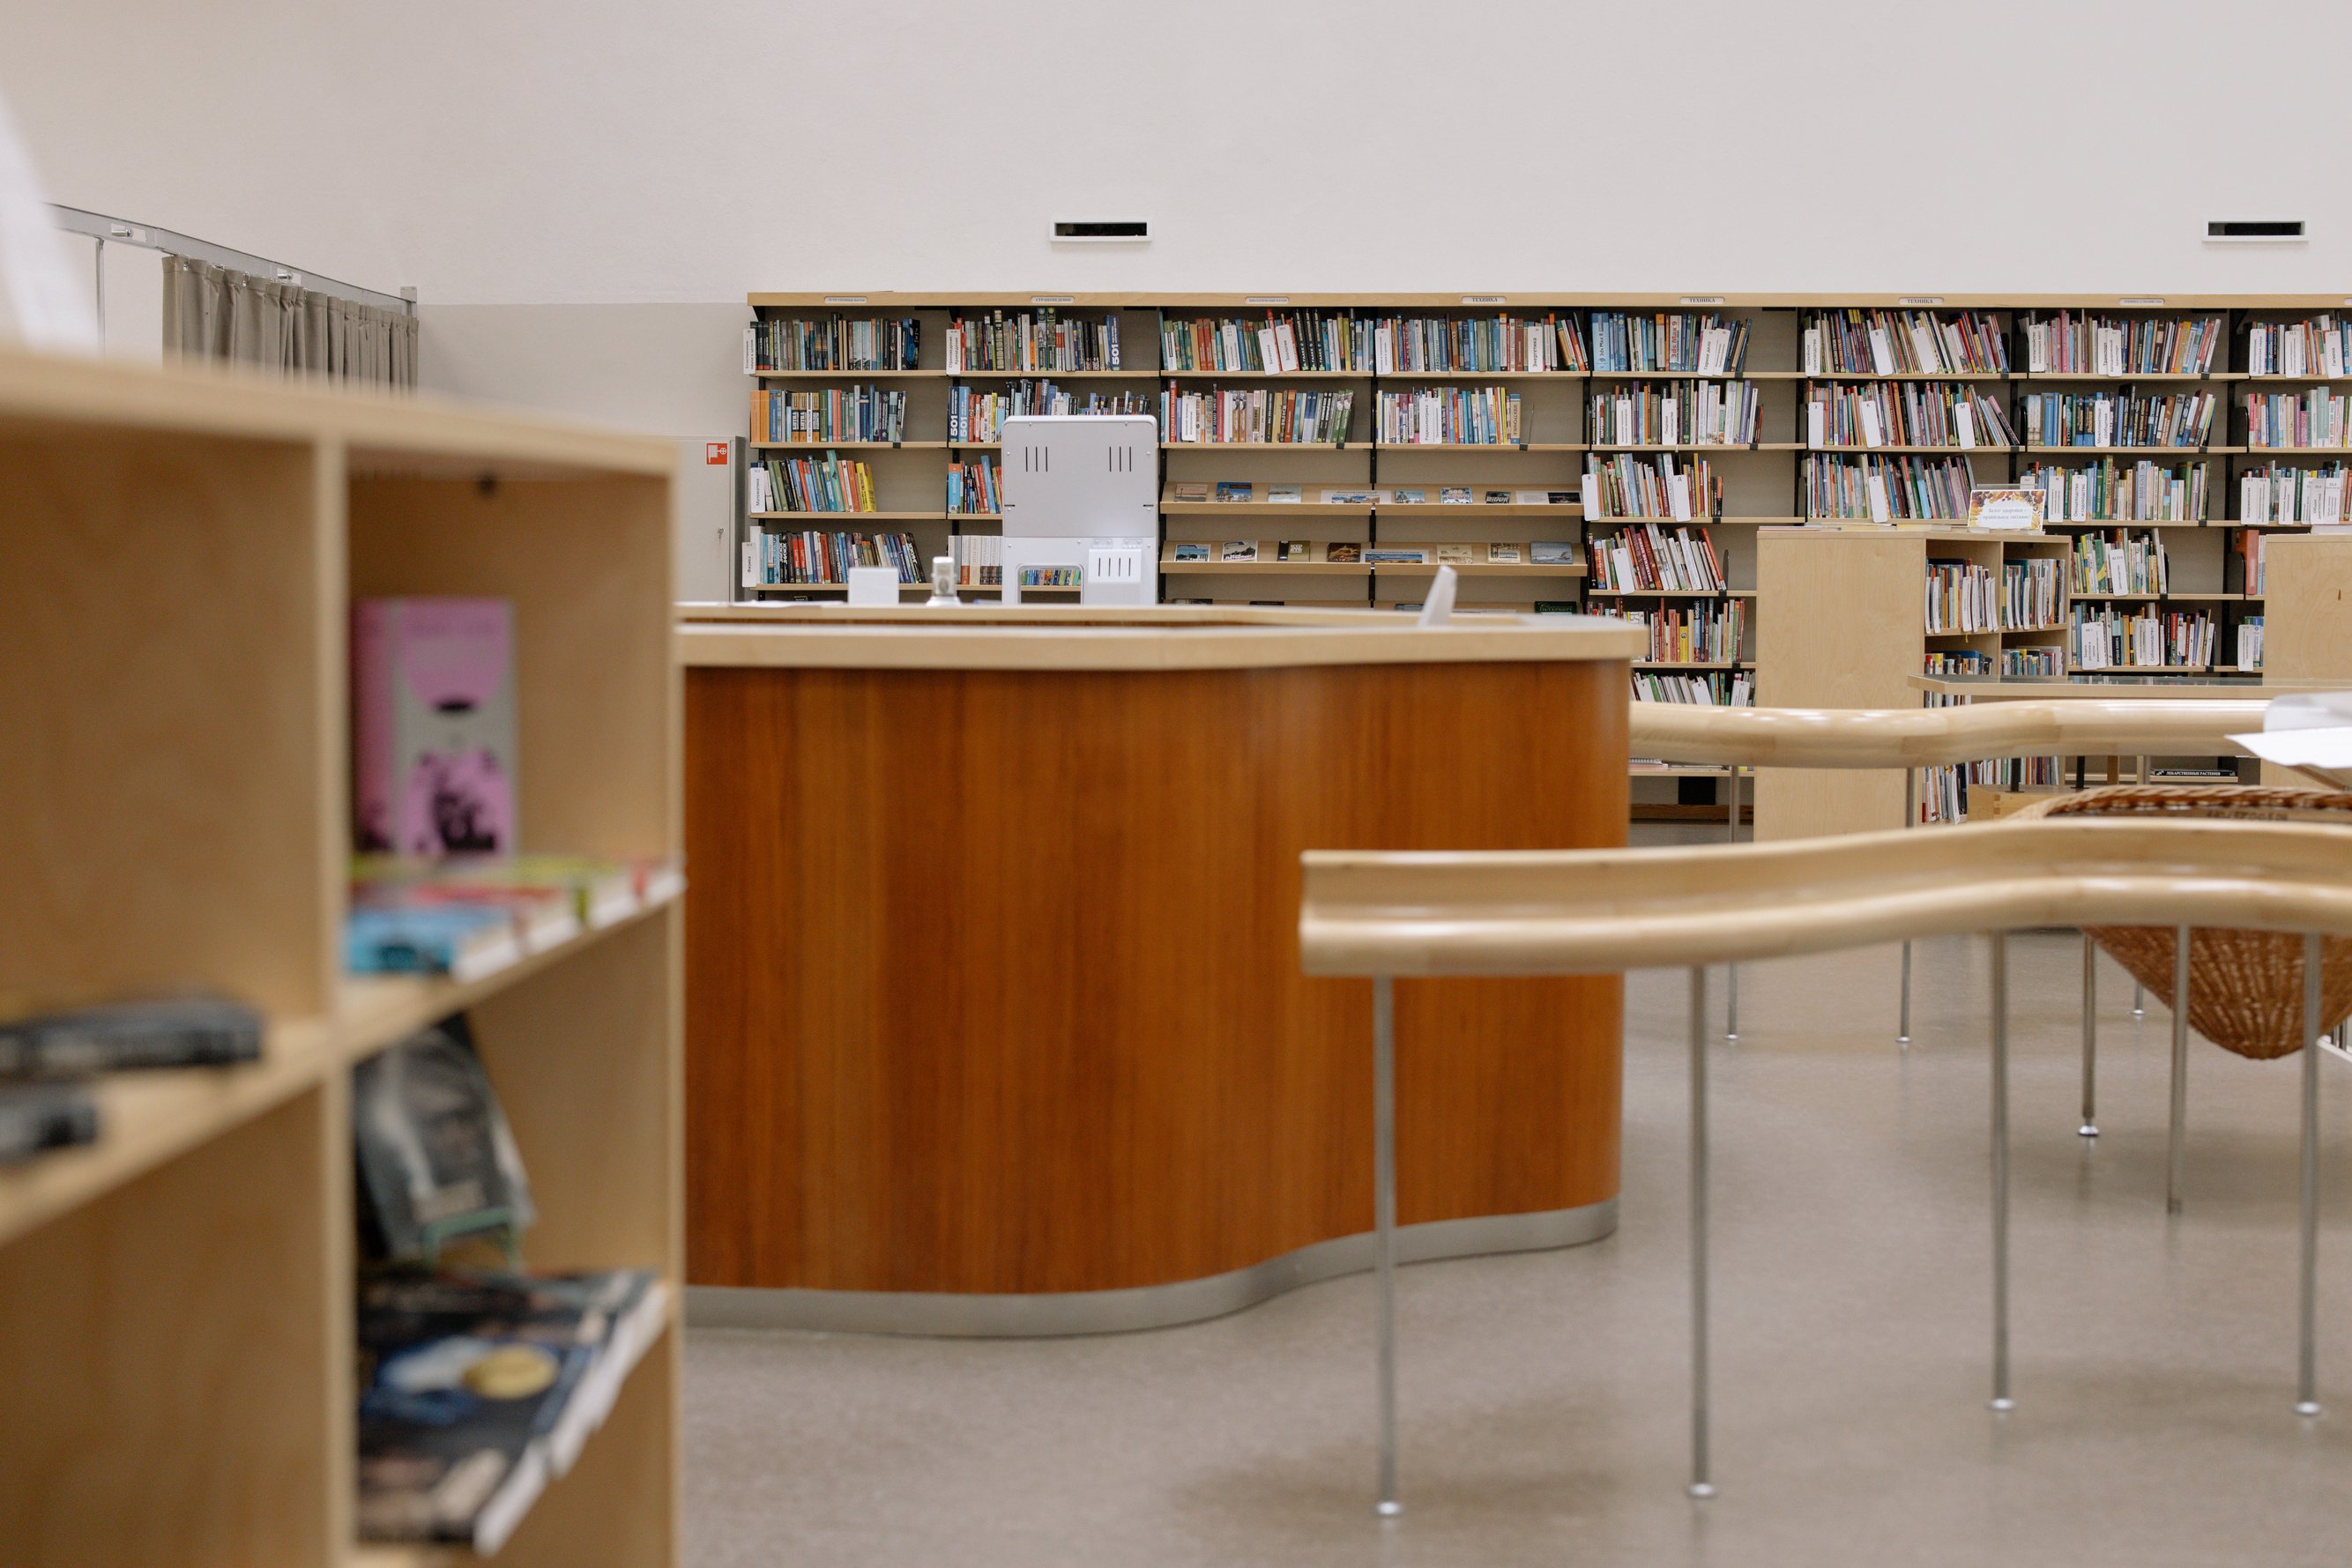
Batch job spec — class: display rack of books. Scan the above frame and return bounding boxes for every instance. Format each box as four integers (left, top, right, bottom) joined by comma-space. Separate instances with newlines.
0, 346, 682, 1565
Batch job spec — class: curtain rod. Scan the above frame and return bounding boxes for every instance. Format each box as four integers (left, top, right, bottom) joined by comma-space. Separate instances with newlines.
50, 204, 416, 317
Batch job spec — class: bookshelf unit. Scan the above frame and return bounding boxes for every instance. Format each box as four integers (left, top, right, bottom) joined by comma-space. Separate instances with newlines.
746, 294, 2352, 803
0, 348, 681, 1568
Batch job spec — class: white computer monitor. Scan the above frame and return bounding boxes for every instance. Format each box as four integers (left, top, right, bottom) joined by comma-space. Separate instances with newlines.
998, 414, 1159, 606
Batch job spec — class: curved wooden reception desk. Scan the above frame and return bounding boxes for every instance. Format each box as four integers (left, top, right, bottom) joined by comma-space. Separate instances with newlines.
678, 606, 1640, 1333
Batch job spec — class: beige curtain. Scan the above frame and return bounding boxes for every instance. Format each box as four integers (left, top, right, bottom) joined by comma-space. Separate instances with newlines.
161, 253, 416, 390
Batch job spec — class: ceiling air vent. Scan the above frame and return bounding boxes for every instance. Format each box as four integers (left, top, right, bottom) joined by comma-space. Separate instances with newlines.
2207, 219, 2305, 242
1053, 219, 1149, 242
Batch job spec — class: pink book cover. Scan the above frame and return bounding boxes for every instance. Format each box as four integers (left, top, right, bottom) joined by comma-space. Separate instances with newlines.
354, 598, 517, 856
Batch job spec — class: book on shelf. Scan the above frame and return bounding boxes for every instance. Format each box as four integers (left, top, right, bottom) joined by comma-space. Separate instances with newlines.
744, 315, 919, 374
1363, 313, 1585, 374
1924, 556, 2061, 633
1530, 540, 1578, 565
2018, 457, 2205, 523
749, 452, 878, 515
2070, 605, 2216, 669
1158, 311, 1364, 373
2023, 311, 2223, 375
944, 308, 1120, 373
2245, 316, 2352, 379
950, 534, 1002, 586
1168, 480, 1209, 503
948, 381, 1149, 442
1631, 670, 1753, 707
1803, 454, 1972, 521
354, 598, 517, 858
0, 996, 263, 1076
345, 855, 679, 981
357, 1264, 667, 1556
947, 457, 1001, 515
0, 1081, 99, 1164
1585, 522, 1725, 591
1593, 599, 1746, 664
1581, 453, 1719, 521
1215, 481, 1254, 502
1589, 311, 1747, 374
2238, 614, 2266, 670
1160, 387, 1353, 444
2239, 531, 2266, 593
1440, 486, 1472, 504
1800, 308, 2009, 375
1589, 381, 1760, 446
1277, 540, 1323, 561
1804, 383, 2017, 449
2021, 389, 2214, 449
745, 527, 925, 588
2239, 462, 2348, 524
1219, 540, 1259, 562
2244, 389, 2351, 450
1326, 542, 1363, 563
1374, 385, 1522, 445
1362, 546, 1429, 564
750, 386, 907, 443
1019, 565, 1081, 588
1266, 484, 1302, 503
2071, 530, 2169, 595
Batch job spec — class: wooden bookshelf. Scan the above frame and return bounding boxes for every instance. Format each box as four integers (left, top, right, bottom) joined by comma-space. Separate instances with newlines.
0, 346, 681, 1568
745, 295, 2352, 804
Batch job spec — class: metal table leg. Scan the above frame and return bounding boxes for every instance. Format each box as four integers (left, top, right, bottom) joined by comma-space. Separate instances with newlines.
1688, 964, 1715, 1499
2080, 933, 2099, 1139
2299, 933, 2324, 1417
1991, 931, 2013, 1412
1726, 767, 1741, 1043
1899, 769, 1914, 1047
1372, 975, 1401, 1517
2169, 925, 2191, 1215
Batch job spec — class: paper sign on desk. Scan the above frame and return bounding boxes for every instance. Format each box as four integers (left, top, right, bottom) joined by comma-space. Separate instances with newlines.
2229, 693, 2352, 790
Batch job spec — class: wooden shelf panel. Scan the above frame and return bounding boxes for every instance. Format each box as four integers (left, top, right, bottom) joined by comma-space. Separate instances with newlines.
1161, 558, 1367, 575
1160, 501, 1375, 517
1372, 561, 1587, 577
748, 510, 942, 522
749, 440, 947, 450
1156, 369, 1370, 380
1376, 502, 1582, 518
1805, 444, 2017, 455
1589, 587, 1756, 598
752, 368, 937, 380
0, 894, 678, 1253
1162, 441, 1373, 450
2020, 445, 2229, 456
1374, 441, 1584, 452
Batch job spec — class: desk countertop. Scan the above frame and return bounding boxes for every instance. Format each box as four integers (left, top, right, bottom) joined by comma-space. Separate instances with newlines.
1906, 673, 2335, 700
677, 604, 1644, 672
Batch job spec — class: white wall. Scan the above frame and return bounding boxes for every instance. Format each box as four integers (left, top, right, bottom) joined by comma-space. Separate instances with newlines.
9, 0, 2352, 313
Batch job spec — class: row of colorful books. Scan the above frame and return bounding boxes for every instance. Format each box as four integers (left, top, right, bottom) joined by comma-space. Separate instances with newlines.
2239, 531, 2269, 593
2021, 390, 2214, 449
1581, 454, 1719, 521
1631, 670, 1753, 706
0, 997, 263, 1164
1166, 539, 1575, 566
744, 529, 925, 589
2018, 458, 2206, 523
949, 532, 1001, 587
1594, 599, 1745, 664
2245, 316, 2352, 378
1589, 383, 1760, 446
2071, 531, 2168, 595
1160, 388, 1353, 444
1166, 481, 1575, 507
1587, 523, 1726, 591
1801, 309, 2009, 375
749, 387, 906, 444
1159, 312, 1364, 373
947, 457, 1001, 515
1801, 454, 1973, 521
1925, 558, 2062, 635
2023, 312, 2223, 376
1591, 312, 1747, 375
744, 316, 919, 373
2244, 390, 2351, 449
345, 856, 684, 984
748, 453, 877, 515
1924, 647, 2063, 679
2239, 615, 2266, 669
1805, 384, 2017, 449
2071, 606, 2217, 669
1374, 386, 1523, 445
944, 309, 1121, 373
1364, 315, 1583, 374
2241, 462, 2349, 524
947, 383, 1149, 442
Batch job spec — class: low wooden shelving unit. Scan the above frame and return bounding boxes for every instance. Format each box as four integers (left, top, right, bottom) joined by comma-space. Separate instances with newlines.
0, 346, 681, 1568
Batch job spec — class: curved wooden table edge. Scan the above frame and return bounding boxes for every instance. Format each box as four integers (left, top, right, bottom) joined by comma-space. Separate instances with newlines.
1302, 816, 2352, 975
1628, 698, 2271, 769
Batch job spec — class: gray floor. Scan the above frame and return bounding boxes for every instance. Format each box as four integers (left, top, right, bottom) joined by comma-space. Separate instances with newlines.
684, 874, 2352, 1564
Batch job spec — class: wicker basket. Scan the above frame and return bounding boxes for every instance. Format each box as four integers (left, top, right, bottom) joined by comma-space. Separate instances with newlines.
2013, 785, 2352, 1059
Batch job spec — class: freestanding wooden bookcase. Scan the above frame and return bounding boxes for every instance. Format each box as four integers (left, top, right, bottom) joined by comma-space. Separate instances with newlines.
0, 347, 681, 1567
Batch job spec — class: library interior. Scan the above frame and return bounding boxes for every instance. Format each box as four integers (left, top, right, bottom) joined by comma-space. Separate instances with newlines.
13, 4, 2352, 1564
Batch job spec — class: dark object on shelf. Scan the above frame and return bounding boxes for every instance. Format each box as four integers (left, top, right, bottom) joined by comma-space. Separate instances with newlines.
0, 996, 262, 1079
352, 1015, 535, 1263
0, 1081, 100, 1163
2021, 785, 2352, 1056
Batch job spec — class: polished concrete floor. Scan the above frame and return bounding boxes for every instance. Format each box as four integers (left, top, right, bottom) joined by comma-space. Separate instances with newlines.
683, 905, 2352, 1564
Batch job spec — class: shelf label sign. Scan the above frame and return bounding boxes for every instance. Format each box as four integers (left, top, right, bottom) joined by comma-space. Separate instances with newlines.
1969, 486, 2043, 531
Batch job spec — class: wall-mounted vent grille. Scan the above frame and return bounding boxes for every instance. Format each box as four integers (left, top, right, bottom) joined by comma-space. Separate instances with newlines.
2208, 219, 2305, 242
1053, 219, 1149, 241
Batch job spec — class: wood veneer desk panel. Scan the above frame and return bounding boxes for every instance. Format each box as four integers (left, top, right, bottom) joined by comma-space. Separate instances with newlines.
680, 608, 1636, 1319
